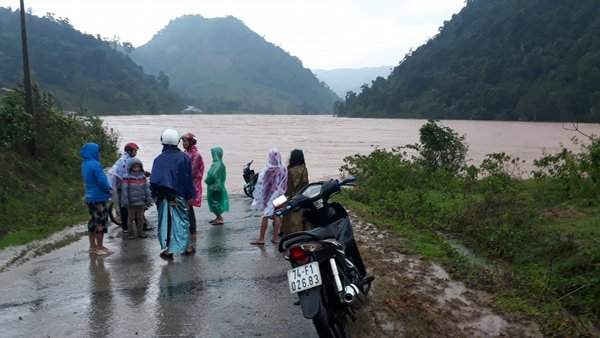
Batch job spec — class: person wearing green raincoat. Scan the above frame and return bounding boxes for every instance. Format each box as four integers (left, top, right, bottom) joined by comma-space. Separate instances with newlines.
205, 147, 229, 225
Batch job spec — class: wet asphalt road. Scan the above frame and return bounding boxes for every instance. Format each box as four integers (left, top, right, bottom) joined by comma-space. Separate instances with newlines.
0, 196, 317, 337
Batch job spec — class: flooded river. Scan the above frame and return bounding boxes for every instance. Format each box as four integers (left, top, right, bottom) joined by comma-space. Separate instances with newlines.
103, 115, 600, 192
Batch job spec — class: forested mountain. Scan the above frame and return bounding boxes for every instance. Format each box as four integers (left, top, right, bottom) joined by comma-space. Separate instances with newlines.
131, 15, 338, 114
313, 66, 392, 97
0, 8, 182, 113
335, 0, 600, 122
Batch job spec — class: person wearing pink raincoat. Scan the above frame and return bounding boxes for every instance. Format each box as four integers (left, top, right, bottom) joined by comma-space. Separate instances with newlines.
181, 132, 205, 255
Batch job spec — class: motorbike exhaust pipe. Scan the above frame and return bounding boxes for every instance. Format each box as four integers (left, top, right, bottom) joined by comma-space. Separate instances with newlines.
330, 258, 362, 304
342, 284, 361, 304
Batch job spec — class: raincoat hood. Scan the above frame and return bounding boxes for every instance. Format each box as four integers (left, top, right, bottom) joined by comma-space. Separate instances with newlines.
267, 148, 283, 167
252, 148, 288, 212
80, 143, 100, 161
211, 147, 223, 162
81, 142, 111, 203
127, 158, 144, 173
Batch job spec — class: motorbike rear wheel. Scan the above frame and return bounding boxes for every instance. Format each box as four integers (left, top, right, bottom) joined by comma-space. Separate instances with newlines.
312, 297, 350, 338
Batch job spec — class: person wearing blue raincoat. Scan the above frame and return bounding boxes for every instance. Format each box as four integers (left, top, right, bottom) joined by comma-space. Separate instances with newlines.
150, 129, 195, 260
80, 143, 112, 256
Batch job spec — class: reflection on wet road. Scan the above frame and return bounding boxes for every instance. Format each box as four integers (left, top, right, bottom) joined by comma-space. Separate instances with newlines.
0, 196, 316, 337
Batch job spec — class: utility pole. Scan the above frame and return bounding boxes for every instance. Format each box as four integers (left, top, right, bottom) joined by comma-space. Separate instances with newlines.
19, 0, 34, 117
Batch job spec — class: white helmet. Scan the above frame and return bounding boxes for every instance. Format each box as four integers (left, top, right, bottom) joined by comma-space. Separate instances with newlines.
161, 128, 180, 145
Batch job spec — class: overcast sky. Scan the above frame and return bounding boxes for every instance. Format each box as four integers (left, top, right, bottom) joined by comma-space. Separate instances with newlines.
1, 0, 465, 69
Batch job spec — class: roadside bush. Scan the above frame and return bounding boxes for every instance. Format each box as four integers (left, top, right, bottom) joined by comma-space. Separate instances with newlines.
414, 120, 468, 174
341, 120, 599, 334
532, 138, 600, 204
0, 87, 117, 247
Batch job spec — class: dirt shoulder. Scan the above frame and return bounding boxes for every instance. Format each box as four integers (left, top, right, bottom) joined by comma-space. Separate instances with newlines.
348, 211, 542, 337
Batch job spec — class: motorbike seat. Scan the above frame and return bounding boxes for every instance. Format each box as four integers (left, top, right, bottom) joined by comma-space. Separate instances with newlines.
305, 224, 337, 240
280, 218, 354, 252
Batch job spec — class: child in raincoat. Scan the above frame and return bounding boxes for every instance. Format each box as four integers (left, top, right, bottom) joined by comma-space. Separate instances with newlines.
250, 149, 288, 245
108, 142, 139, 233
121, 158, 153, 240
205, 147, 229, 225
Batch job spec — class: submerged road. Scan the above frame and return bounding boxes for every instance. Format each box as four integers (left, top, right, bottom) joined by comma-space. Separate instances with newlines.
0, 196, 317, 337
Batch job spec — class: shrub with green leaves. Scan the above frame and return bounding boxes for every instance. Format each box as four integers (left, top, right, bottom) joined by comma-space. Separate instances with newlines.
416, 120, 468, 174
341, 120, 599, 335
0, 87, 117, 247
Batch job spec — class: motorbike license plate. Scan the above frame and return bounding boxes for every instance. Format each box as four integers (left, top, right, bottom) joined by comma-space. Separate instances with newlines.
288, 262, 322, 294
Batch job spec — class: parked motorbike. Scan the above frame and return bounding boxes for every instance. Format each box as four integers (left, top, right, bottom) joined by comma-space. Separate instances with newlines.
243, 160, 259, 198
276, 177, 374, 338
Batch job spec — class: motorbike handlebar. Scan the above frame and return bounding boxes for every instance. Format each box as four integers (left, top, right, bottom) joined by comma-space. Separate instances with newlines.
274, 177, 357, 218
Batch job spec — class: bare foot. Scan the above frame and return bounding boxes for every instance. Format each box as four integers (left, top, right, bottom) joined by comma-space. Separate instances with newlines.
95, 249, 110, 256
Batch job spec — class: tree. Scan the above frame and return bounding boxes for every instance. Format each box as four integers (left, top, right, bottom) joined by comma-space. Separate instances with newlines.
336, 0, 600, 122
122, 42, 134, 54
157, 71, 170, 89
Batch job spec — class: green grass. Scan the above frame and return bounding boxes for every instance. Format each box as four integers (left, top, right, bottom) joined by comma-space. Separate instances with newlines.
342, 193, 599, 336
0, 156, 91, 249
339, 190, 600, 336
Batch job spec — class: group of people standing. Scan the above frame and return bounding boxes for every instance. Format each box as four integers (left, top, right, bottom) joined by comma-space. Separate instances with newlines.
81, 128, 229, 258
80, 128, 310, 258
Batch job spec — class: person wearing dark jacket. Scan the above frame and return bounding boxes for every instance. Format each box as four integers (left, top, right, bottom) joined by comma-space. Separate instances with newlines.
121, 158, 153, 240
150, 128, 195, 260
282, 149, 310, 235
81, 143, 112, 256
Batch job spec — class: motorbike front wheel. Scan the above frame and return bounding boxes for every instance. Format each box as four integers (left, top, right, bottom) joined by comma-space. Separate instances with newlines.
108, 201, 122, 226
243, 184, 254, 198
312, 297, 349, 338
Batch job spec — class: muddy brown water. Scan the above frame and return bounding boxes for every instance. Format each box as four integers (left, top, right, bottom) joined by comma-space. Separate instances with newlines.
102, 115, 600, 192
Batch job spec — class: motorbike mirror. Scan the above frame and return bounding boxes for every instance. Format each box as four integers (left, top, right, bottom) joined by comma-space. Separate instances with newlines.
273, 195, 288, 208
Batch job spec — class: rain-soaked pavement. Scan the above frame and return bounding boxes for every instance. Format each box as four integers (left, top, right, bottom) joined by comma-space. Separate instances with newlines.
0, 196, 317, 337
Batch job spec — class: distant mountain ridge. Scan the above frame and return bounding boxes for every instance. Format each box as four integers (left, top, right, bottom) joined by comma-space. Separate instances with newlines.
131, 15, 339, 114
0, 8, 182, 114
335, 0, 600, 122
313, 66, 392, 97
